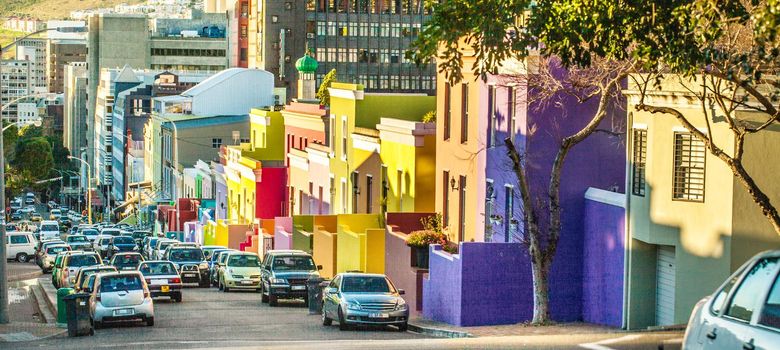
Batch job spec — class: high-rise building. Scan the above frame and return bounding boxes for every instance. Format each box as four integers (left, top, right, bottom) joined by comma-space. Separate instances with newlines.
15, 38, 48, 93
63, 62, 88, 156
47, 40, 88, 93
0, 60, 33, 122
247, 0, 436, 100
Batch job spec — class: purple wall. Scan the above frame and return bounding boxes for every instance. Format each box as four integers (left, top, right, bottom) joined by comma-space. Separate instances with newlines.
582, 191, 625, 327
423, 242, 532, 326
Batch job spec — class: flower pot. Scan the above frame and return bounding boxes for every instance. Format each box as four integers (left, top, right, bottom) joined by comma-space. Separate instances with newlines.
413, 246, 429, 269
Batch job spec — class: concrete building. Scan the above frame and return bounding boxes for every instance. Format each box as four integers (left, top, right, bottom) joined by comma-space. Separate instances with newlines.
247, 0, 436, 101
46, 40, 87, 93
63, 62, 88, 154
45, 20, 88, 40
0, 60, 33, 122
15, 38, 47, 93
623, 76, 780, 329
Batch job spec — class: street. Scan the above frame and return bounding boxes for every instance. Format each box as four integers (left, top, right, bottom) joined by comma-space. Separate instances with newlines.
8, 274, 683, 350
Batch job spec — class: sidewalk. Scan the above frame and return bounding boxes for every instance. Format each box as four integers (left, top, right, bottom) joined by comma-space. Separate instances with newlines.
0, 277, 66, 343
8, 261, 42, 282
409, 316, 622, 338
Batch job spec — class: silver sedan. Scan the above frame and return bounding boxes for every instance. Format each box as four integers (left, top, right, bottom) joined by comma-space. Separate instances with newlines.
322, 273, 409, 331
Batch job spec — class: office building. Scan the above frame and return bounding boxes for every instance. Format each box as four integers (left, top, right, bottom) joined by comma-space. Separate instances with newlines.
0, 60, 33, 122
15, 38, 48, 93
47, 40, 88, 93
63, 62, 88, 155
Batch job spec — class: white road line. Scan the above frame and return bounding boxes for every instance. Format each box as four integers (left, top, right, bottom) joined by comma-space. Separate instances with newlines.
579, 334, 643, 350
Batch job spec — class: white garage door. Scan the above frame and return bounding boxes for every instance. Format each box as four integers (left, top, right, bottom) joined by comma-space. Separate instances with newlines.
656, 245, 676, 326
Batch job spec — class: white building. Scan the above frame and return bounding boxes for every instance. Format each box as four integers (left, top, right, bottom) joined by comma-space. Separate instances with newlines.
15, 38, 47, 93
0, 60, 33, 122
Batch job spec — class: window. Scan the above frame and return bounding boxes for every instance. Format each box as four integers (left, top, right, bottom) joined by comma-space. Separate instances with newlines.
461, 83, 468, 143
212, 138, 223, 149
726, 257, 780, 322
632, 128, 647, 196
504, 184, 514, 242
487, 85, 496, 147
366, 175, 373, 213
508, 86, 516, 141
341, 116, 348, 160
458, 175, 467, 242
443, 84, 451, 140
759, 270, 780, 330
341, 178, 347, 214
672, 132, 705, 202
10, 235, 28, 244
442, 171, 449, 227
351, 171, 359, 214
318, 186, 324, 214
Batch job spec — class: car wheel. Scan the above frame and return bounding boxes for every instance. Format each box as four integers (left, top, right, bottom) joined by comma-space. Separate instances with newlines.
269, 295, 278, 307
223, 283, 230, 293
16, 253, 29, 263
322, 305, 332, 326
146, 316, 154, 327
338, 309, 349, 331
397, 322, 408, 332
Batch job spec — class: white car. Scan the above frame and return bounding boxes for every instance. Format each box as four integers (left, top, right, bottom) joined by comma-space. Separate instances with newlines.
50, 209, 62, 220
39, 221, 60, 240
6, 232, 37, 262
683, 250, 780, 349
89, 271, 155, 328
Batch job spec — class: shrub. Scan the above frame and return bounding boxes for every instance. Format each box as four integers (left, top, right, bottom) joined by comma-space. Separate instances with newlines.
406, 230, 448, 248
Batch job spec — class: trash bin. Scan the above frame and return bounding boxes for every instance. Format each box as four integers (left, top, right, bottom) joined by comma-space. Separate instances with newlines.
306, 277, 327, 315
56, 288, 75, 325
63, 293, 93, 337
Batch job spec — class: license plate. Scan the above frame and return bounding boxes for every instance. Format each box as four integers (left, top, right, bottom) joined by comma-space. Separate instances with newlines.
161, 285, 170, 292
151, 279, 166, 286
114, 308, 134, 316
291, 285, 306, 291
369, 313, 389, 318
184, 273, 196, 277
241, 280, 253, 285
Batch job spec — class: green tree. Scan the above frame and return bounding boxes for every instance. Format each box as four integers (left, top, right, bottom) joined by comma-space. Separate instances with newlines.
14, 137, 53, 181
316, 68, 337, 106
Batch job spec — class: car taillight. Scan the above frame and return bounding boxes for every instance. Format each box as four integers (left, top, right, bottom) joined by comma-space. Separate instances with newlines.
170, 277, 181, 283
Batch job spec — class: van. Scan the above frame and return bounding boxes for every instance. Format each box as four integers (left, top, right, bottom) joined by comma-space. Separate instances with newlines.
39, 220, 60, 240
6, 232, 37, 262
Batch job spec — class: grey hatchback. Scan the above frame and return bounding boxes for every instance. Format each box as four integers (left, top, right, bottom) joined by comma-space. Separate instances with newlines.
321, 273, 408, 331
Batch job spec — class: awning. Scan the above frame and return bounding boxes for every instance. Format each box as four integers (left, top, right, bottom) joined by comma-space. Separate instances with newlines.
118, 215, 137, 225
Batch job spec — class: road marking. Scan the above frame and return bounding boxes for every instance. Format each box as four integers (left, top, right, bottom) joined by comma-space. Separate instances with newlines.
579, 334, 643, 350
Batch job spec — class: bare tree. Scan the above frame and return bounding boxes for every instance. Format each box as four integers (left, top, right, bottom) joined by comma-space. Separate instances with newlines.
502, 57, 632, 324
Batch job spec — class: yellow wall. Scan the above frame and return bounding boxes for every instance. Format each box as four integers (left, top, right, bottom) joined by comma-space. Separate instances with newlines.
313, 227, 338, 278
216, 220, 229, 247
352, 140, 382, 214
334, 214, 382, 273
380, 133, 437, 213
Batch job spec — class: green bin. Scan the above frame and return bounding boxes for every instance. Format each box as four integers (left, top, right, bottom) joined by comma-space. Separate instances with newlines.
56, 288, 75, 325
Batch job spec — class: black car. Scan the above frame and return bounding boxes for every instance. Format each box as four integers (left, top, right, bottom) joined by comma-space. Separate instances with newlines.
10, 212, 22, 221
131, 230, 152, 246
260, 250, 322, 306
107, 236, 138, 259
164, 247, 209, 287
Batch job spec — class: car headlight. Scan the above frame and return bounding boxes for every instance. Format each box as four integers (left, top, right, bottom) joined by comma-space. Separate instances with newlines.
346, 302, 361, 311
395, 299, 408, 310
199, 262, 208, 270
270, 278, 287, 284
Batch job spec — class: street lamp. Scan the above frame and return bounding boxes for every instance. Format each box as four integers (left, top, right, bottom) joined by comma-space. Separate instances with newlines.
0, 25, 87, 324
68, 155, 92, 225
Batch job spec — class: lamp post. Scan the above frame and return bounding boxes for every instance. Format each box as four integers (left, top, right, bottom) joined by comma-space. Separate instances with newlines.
68, 156, 91, 225
0, 25, 87, 324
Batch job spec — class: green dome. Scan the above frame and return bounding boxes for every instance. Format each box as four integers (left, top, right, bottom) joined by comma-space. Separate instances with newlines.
295, 53, 318, 73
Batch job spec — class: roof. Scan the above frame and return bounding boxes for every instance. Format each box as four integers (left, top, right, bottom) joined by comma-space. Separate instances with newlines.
181, 68, 273, 97
267, 250, 309, 255
161, 114, 249, 130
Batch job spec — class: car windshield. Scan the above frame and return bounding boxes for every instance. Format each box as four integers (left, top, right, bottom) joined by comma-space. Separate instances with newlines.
104, 230, 121, 236
169, 249, 203, 262
67, 254, 99, 267
81, 229, 98, 236
228, 255, 261, 267
341, 276, 394, 293
139, 262, 177, 276
132, 231, 150, 238
41, 224, 57, 231
47, 246, 69, 254
113, 254, 142, 266
68, 236, 87, 242
99, 275, 143, 292
272, 256, 316, 271
113, 236, 134, 244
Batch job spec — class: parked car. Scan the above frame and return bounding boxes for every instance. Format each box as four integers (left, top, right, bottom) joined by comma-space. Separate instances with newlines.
164, 246, 209, 287
218, 251, 262, 292
51, 251, 77, 288
93, 236, 113, 258
131, 231, 152, 246
10, 212, 22, 221
36, 239, 66, 267
38, 221, 60, 240
138, 261, 182, 302
153, 239, 178, 261
207, 248, 231, 275
110, 252, 144, 271
322, 273, 409, 331
201, 245, 226, 262
58, 252, 102, 288
6, 231, 37, 262
66, 234, 92, 251
107, 236, 138, 259
211, 249, 234, 286
74, 265, 117, 292
38, 244, 70, 273
100, 228, 122, 237
683, 250, 780, 349
89, 271, 155, 329
260, 250, 322, 306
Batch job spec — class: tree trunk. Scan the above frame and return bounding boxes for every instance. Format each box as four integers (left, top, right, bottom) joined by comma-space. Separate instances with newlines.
531, 258, 551, 324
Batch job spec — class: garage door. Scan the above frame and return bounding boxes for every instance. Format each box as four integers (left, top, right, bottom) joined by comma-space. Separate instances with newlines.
656, 245, 676, 326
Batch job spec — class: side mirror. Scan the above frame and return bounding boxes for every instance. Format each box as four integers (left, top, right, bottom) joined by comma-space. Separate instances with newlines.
325, 287, 337, 294
397, 289, 405, 295
317, 265, 323, 271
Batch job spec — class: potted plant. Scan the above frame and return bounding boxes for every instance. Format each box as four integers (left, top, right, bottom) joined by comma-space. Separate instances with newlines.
406, 230, 447, 269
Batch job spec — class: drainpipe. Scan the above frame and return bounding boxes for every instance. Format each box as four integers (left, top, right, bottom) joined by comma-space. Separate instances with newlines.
621, 111, 634, 330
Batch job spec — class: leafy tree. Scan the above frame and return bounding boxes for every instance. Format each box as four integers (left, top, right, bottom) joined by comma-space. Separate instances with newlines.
14, 137, 53, 181
316, 69, 337, 107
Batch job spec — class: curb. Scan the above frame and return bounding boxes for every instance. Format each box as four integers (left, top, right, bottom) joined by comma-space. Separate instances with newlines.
645, 324, 687, 332
9, 270, 42, 283
30, 283, 56, 324
408, 323, 473, 338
